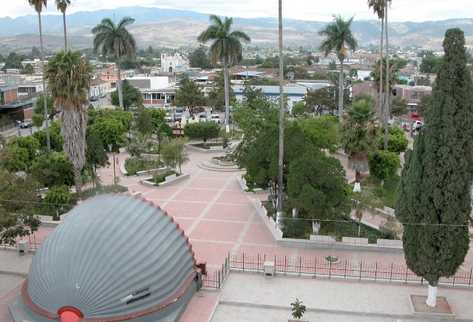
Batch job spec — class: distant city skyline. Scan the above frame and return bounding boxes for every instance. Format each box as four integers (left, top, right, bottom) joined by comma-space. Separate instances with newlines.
3, 0, 473, 22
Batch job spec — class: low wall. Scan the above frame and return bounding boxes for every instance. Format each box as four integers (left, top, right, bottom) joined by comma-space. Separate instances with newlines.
252, 200, 403, 253
141, 173, 190, 187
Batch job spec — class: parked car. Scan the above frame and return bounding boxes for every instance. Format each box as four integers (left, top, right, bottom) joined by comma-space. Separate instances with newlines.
210, 114, 221, 124
173, 107, 185, 122
19, 121, 33, 129
198, 114, 208, 122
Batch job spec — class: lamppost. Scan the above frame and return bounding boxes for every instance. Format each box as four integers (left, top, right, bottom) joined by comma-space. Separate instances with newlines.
276, 0, 285, 228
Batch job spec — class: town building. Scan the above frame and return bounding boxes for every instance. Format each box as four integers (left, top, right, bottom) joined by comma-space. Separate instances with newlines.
160, 53, 189, 74
0, 85, 35, 124
233, 82, 331, 110
126, 76, 177, 108
394, 84, 432, 112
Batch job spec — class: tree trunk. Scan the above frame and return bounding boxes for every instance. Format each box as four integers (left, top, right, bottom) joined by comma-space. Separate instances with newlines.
223, 57, 230, 133
61, 104, 87, 197
38, 12, 51, 152
338, 59, 344, 117
379, 17, 385, 138
116, 50, 124, 110
426, 283, 438, 308
63, 12, 68, 51
276, 0, 285, 228
74, 167, 82, 195
384, 5, 390, 151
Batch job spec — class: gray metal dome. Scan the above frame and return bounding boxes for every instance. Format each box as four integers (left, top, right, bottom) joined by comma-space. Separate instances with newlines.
19, 194, 198, 321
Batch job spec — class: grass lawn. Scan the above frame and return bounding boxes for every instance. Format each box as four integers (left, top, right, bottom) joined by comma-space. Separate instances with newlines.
125, 157, 162, 176
357, 175, 400, 209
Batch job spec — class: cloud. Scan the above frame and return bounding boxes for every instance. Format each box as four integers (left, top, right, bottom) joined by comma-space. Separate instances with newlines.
3, 0, 473, 22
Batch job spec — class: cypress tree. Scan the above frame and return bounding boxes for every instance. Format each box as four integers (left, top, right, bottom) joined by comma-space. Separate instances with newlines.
396, 28, 473, 307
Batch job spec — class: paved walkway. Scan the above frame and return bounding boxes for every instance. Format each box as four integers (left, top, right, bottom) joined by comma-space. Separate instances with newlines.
211, 272, 473, 322
2, 148, 473, 322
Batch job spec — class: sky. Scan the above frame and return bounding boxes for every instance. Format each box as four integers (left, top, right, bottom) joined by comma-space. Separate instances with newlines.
3, 0, 473, 22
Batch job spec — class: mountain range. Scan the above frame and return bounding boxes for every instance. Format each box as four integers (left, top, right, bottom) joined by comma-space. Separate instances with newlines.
1, 6, 472, 54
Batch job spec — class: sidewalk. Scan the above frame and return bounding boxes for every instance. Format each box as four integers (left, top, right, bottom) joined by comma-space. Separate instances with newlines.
211, 272, 473, 322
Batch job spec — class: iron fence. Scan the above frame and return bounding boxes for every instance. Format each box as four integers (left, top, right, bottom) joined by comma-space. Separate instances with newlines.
229, 253, 473, 289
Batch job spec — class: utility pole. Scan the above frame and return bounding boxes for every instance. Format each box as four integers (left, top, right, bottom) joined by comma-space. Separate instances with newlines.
277, 0, 285, 227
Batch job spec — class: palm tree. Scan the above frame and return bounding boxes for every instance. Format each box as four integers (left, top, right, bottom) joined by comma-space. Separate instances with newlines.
384, 1, 392, 151
55, 0, 71, 50
341, 96, 377, 192
28, 0, 51, 151
319, 16, 358, 118
198, 15, 251, 133
92, 17, 136, 110
45, 51, 92, 194
277, 0, 285, 226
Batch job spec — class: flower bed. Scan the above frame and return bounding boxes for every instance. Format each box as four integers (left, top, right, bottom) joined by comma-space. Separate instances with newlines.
124, 157, 162, 176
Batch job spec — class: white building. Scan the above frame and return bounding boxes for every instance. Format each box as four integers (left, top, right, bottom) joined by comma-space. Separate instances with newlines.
160, 53, 189, 74
126, 76, 177, 108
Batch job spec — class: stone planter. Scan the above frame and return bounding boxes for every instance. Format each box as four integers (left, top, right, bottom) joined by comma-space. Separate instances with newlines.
288, 319, 309, 322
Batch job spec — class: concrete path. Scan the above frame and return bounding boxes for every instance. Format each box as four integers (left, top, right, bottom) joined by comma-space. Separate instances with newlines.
212, 272, 473, 322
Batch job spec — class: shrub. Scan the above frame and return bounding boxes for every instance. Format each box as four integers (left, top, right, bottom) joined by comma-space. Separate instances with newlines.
42, 186, 73, 220
124, 157, 161, 176
368, 150, 400, 182
153, 170, 177, 185
31, 152, 75, 187
185, 122, 220, 143
290, 298, 306, 320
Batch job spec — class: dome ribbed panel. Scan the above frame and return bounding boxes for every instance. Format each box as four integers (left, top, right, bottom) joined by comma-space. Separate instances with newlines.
26, 194, 195, 319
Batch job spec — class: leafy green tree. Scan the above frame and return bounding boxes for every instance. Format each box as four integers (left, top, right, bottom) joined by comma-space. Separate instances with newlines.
396, 29, 473, 307
304, 87, 336, 115
175, 76, 206, 112
2, 52, 25, 70
189, 46, 212, 69
111, 80, 143, 110
319, 16, 358, 116
0, 170, 40, 245
368, 150, 400, 182
198, 15, 251, 131
134, 105, 153, 136
185, 122, 220, 144
420, 51, 443, 74
161, 138, 188, 174
31, 152, 75, 188
150, 109, 172, 152
0, 136, 40, 171
379, 126, 408, 153
32, 94, 54, 127
45, 51, 92, 194
42, 185, 72, 220
298, 115, 340, 152
391, 97, 408, 116
292, 101, 307, 117
287, 147, 350, 220
33, 121, 64, 152
86, 128, 108, 185
89, 118, 126, 152
93, 17, 136, 110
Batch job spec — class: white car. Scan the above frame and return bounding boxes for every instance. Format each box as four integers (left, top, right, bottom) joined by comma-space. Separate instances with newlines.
198, 114, 208, 122
210, 114, 221, 124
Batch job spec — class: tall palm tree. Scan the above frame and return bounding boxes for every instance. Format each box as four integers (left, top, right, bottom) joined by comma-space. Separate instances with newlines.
277, 0, 285, 225
45, 51, 92, 194
198, 15, 251, 133
384, 1, 392, 151
319, 16, 358, 118
55, 0, 71, 50
92, 17, 136, 110
368, 0, 385, 139
28, 0, 51, 151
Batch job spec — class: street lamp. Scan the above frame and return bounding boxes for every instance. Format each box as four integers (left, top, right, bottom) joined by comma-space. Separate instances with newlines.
276, 0, 285, 228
